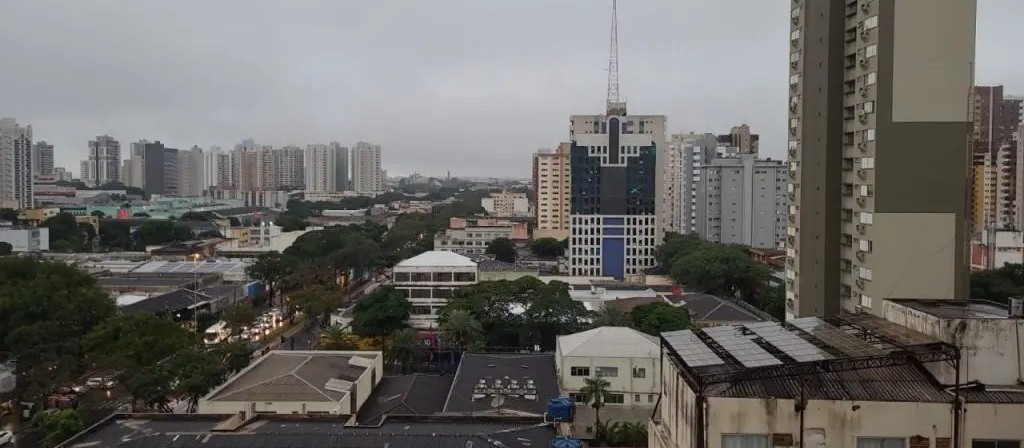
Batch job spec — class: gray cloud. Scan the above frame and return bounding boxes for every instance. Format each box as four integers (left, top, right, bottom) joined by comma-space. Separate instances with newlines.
1, 0, 1020, 178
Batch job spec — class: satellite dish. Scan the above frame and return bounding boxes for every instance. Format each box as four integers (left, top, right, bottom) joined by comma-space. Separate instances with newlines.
490, 396, 505, 408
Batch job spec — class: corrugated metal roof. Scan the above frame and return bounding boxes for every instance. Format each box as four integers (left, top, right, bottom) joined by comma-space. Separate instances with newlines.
705, 364, 950, 402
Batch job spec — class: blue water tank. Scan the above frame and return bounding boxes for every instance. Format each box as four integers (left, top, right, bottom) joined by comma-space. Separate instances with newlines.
550, 437, 584, 448
546, 397, 575, 422
244, 281, 263, 299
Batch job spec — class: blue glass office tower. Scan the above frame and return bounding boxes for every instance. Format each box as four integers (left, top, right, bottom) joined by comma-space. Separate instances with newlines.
568, 110, 666, 279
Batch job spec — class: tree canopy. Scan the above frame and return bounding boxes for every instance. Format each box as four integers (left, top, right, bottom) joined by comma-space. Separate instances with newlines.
486, 237, 517, 263
136, 220, 193, 246
351, 287, 412, 338
629, 302, 692, 336
530, 237, 565, 258
660, 233, 771, 304
970, 263, 1024, 304
441, 277, 590, 349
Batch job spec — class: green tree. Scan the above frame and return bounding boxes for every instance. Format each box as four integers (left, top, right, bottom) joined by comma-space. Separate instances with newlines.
388, 327, 421, 374
220, 302, 259, 336
41, 212, 88, 251
166, 346, 227, 412
0, 208, 19, 222
630, 302, 691, 336
601, 421, 649, 448
90, 210, 106, 218
970, 265, 1024, 304
84, 314, 192, 370
669, 245, 769, 301
486, 237, 517, 263
246, 251, 291, 306
290, 285, 343, 327
0, 242, 12, 255
438, 309, 483, 350
32, 408, 84, 448
136, 220, 193, 245
133, 212, 151, 218
320, 326, 359, 350
762, 284, 786, 321
591, 306, 633, 328
215, 341, 255, 374
0, 258, 116, 398
530, 237, 564, 258
580, 377, 612, 444
179, 211, 215, 221
655, 232, 709, 267
351, 287, 412, 338
124, 365, 173, 412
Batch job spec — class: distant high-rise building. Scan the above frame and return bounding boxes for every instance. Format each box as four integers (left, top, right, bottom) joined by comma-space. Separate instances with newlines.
568, 111, 666, 279
52, 167, 72, 182
533, 143, 571, 240
671, 132, 718, 234
352, 142, 384, 195
142, 141, 178, 196
32, 141, 54, 176
694, 154, 787, 249
333, 143, 350, 192
718, 123, 759, 156
274, 146, 305, 190
0, 118, 33, 209
787, 0, 976, 318
969, 86, 1024, 231
304, 143, 337, 192
177, 146, 205, 197
83, 135, 121, 187
202, 146, 231, 190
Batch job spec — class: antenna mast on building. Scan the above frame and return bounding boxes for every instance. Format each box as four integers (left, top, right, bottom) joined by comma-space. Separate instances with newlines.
606, 0, 626, 116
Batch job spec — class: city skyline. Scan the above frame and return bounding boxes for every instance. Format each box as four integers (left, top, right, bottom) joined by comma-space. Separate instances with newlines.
2, 0, 1021, 179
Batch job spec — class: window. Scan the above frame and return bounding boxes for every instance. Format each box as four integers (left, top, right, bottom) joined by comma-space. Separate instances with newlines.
605, 393, 625, 404
648, 394, 655, 403
569, 392, 586, 403
595, 367, 619, 377
393, 272, 411, 282
634, 394, 641, 402
723, 434, 769, 448
632, 367, 646, 378
570, 366, 590, 376
973, 441, 1021, 448
857, 438, 905, 448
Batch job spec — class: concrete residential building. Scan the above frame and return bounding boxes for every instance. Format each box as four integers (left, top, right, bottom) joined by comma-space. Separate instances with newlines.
391, 251, 477, 330
569, 109, 666, 279
202, 146, 231, 190
649, 315, 1024, 448
142, 141, 178, 196
661, 138, 683, 234
352, 142, 383, 195
482, 191, 529, 217
333, 143, 350, 192
694, 154, 787, 249
970, 86, 1024, 231
304, 144, 337, 193
176, 146, 206, 197
121, 156, 144, 189
533, 143, 571, 240
0, 118, 33, 209
786, 0, 976, 318
719, 123, 760, 156
556, 327, 660, 407
673, 132, 719, 235
31, 141, 54, 176
433, 217, 528, 256
274, 146, 305, 190
83, 135, 121, 187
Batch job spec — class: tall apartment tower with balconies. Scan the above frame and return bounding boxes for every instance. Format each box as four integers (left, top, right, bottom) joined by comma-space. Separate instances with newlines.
787, 0, 976, 318
533, 143, 572, 240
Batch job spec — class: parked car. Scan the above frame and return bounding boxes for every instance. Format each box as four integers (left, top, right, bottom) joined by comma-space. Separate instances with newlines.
72, 385, 88, 394
85, 378, 103, 389
0, 430, 12, 446
101, 378, 115, 389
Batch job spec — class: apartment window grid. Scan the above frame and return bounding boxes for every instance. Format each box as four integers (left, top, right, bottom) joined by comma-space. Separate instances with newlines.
723, 434, 769, 448
857, 438, 905, 448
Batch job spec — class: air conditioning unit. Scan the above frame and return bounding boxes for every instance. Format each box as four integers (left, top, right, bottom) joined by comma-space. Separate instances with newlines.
790, 60, 799, 69
792, 16, 799, 26
789, 149, 798, 158
790, 127, 798, 136
790, 102, 798, 112
857, 141, 867, 151
792, 38, 799, 48
856, 279, 866, 288
856, 197, 866, 207
860, 31, 870, 42
860, 86, 869, 98
856, 224, 867, 235
858, 112, 869, 124
859, 58, 868, 68
857, 169, 867, 180
856, 251, 866, 261
861, 1, 871, 13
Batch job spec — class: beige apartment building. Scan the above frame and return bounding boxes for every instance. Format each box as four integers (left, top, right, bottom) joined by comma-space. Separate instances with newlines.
533, 143, 571, 240
787, 0, 975, 318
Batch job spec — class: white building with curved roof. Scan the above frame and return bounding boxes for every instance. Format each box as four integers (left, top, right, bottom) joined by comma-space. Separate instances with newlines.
555, 326, 661, 407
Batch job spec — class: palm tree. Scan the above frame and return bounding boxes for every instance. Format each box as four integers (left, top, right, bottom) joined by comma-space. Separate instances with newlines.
388, 327, 420, 374
580, 376, 612, 443
439, 309, 483, 350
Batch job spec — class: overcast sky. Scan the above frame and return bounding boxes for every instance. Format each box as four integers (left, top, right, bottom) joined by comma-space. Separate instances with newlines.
2, 1, 1021, 179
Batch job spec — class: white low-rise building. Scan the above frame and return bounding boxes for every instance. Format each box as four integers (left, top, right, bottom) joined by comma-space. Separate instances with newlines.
482, 191, 530, 217
198, 350, 382, 416
556, 326, 661, 407
0, 226, 48, 252
391, 251, 477, 329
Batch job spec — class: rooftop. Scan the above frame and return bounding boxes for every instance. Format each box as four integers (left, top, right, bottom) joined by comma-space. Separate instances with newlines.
676, 293, 768, 323
662, 314, 959, 392
133, 259, 250, 275
356, 374, 454, 424
395, 251, 477, 268
442, 353, 559, 416
205, 351, 379, 403
476, 259, 538, 273
557, 327, 659, 359
118, 288, 214, 315
65, 415, 557, 448
889, 299, 1014, 319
